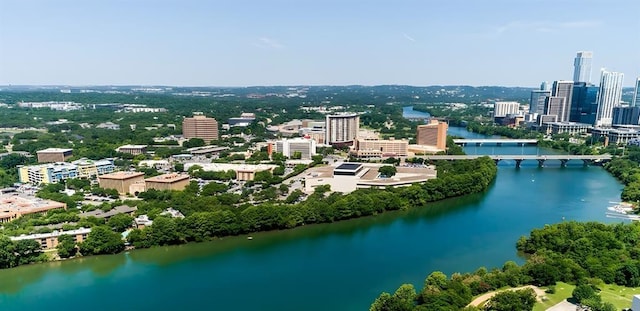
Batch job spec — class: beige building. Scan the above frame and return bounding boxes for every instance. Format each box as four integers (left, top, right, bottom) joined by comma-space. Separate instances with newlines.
116, 145, 148, 155
98, 172, 145, 195
182, 113, 219, 143
0, 195, 67, 223
36, 148, 73, 163
10, 228, 90, 250
325, 113, 359, 145
416, 120, 448, 150
351, 139, 408, 158
144, 173, 190, 191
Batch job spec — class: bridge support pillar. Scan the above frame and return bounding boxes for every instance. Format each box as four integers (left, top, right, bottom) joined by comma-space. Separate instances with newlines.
514, 159, 523, 168
497, 142, 502, 146
537, 159, 545, 167
582, 160, 592, 166
560, 159, 568, 167
494, 159, 500, 165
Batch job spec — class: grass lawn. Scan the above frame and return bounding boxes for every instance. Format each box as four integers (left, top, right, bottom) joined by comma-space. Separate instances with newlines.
533, 282, 640, 311
533, 282, 575, 311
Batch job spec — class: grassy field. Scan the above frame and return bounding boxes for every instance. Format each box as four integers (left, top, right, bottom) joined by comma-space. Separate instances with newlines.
533, 282, 640, 311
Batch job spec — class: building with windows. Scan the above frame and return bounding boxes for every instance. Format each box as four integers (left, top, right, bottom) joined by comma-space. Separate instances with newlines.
595, 70, 624, 127
545, 122, 592, 135
530, 89, 551, 115
416, 120, 448, 150
633, 77, 640, 107
543, 97, 567, 123
0, 195, 66, 223
551, 81, 574, 122
10, 228, 90, 250
183, 163, 277, 181
493, 102, 520, 119
116, 145, 148, 155
274, 137, 317, 160
591, 127, 640, 146
573, 51, 593, 83
325, 113, 359, 145
182, 113, 219, 143
18, 159, 115, 185
351, 139, 408, 159
570, 82, 599, 124
36, 148, 73, 163
612, 106, 640, 126
98, 171, 145, 195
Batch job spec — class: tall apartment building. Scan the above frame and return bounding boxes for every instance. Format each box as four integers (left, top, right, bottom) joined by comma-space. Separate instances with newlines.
36, 148, 73, 163
633, 77, 640, 107
416, 120, 448, 150
595, 69, 624, 127
551, 80, 574, 122
274, 137, 317, 160
325, 113, 359, 145
573, 51, 593, 83
351, 139, 408, 158
543, 97, 567, 123
493, 102, 520, 119
182, 113, 219, 143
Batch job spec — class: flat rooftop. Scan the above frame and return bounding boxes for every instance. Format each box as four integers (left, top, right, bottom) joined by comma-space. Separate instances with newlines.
335, 163, 363, 171
37, 148, 73, 153
10, 227, 91, 241
145, 173, 190, 183
99, 171, 145, 180
118, 144, 148, 149
0, 195, 66, 220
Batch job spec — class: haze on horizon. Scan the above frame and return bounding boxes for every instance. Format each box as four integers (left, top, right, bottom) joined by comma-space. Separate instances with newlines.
1, 0, 638, 87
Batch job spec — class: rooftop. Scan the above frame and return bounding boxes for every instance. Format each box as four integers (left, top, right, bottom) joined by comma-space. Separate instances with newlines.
0, 195, 66, 220
335, 163, 363, 171
37, 148, 72, 154
10, 227, 91, 241
145, 173, 190, 183
79, 205, 137, 219
117, 144, 148, 149
99, 171, 145, 180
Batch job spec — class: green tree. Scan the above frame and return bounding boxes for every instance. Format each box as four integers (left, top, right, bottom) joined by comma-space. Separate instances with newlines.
148, 217, 180, 245
79, 226, 125, 255
572, 283, 598, 303
107, 214, 134, 232
484, 288, 536, 311
379, 165, 397, 177
56, 234, 77, 258
183, 138, 205, 149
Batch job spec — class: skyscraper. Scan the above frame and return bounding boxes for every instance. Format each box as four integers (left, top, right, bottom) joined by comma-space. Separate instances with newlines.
530, 90, 551, 115
551, 81, 574, 122
182, 113, 219, 143
416, 120, 448, 150
325, 113, 360, 145
595, 69, 624, 127
573, 51, 593, 83
570, 82, 599, 124
633, 77, 640, 107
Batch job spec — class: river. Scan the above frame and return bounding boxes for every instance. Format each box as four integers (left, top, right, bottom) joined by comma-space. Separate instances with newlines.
0, 110, 625, 311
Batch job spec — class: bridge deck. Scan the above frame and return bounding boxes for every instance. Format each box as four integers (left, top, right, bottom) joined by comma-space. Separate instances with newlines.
453, 139, 538, 144
417, 155, 612, 161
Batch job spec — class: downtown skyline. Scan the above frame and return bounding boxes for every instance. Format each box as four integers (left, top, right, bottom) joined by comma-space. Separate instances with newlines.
0, 0, 639, 87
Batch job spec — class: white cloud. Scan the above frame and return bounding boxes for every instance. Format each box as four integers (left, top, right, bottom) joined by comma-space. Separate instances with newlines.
402, 33, 416, 42
255, 37, 285, 49
493, 19, 602, 35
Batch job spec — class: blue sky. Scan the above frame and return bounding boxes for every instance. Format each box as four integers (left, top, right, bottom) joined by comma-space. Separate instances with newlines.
1, 0, 638, 87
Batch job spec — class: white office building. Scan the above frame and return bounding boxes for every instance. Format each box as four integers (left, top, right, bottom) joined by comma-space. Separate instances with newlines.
573, 51, 593, 83
274, 137, 317, 160
595, 69, 624, 127
493, 102, 520, 118
325, 113, 359, 145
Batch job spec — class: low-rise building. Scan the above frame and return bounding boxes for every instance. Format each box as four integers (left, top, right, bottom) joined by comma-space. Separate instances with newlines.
116, 145, 148, 155
18, 159, 115, 185
0, 195, 67, 223
144, 173, 190, 192
79, 205, 137, 220
98, 172, 145, 195
36, 148, 73, 163
10, 228, 91, 250
351, 138, 408, 159
274, 137, 317, 159
545, 122, 592, 135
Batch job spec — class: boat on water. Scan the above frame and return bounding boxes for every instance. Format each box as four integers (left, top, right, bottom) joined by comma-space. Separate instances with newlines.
607, 202, 635, 214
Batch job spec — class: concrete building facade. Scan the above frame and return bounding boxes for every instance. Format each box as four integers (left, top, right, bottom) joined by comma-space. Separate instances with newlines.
351, 139, 409, 158
116, 145, 148, 155
0, 195, 67, 223
493, 102, 520, 118
144, 173, 190, 192
36, 148, 73, 163
274, 137, 317, 159
98, 172, 145, 195
325, 113, 359, 145
18, 159, 115, 185
416, 120, 448, 150
10, 228, 90, 250
595, 70, 625, 127
182, 113, 219, 143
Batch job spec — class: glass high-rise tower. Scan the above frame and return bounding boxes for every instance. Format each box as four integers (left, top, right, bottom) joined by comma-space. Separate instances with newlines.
633, 77, 640, 107
573, 51, 593, 83
595, 69, 624, 127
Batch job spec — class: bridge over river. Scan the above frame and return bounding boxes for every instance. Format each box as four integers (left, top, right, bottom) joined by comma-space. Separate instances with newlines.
452, 139, 539, 146
416, 154, 612, 168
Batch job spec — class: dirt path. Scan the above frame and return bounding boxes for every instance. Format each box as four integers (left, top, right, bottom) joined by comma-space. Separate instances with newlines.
467, 285, 547, 307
